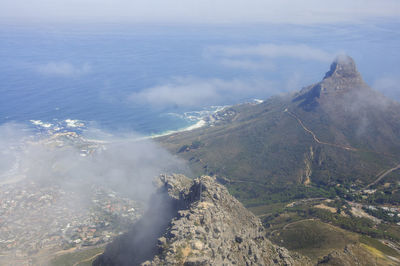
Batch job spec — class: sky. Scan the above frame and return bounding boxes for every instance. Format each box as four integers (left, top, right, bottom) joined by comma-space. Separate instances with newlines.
1, 0, 400, 24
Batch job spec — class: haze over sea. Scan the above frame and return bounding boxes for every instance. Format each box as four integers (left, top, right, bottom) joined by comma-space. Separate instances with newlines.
1, 22, 400, 136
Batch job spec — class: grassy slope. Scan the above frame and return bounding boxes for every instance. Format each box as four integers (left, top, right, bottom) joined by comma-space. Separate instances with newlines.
270, 219, 358, 260
158, 91, 399, 207
159, 97, 309, 183
252, 196, 400, 264
267, 218, 400, 264
50, 247, 105, 266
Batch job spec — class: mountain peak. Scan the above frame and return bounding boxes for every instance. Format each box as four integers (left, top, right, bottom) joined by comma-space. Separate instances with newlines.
293, 55, 369, 111
323, 54, 360, 80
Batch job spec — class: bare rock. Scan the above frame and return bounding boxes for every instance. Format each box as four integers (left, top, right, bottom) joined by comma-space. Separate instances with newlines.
94, 175, 311, 266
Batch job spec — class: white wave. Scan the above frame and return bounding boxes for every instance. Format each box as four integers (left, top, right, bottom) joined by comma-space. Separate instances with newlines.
183, 105, 228, 120
42, 123, 53, 128
185, 120, 206, 131
150, 105, 229, 139
30, 120, 43, 126
30, 120, 53, 128
65, 119, 84, 128
149, 119, 207, 139
163, 113, 185, 119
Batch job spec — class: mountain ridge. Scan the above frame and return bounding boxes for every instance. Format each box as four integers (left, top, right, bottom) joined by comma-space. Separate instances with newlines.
93, 175, 311, 265
157, 55, 400, 203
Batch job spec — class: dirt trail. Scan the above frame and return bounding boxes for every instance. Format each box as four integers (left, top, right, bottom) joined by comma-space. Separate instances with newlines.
73, 252, 104, 266
285, 109, 358, 151
268, 218, 317, 237
282, 218, 317, 230
285, 109, 400, 189
365, 163, 400, 189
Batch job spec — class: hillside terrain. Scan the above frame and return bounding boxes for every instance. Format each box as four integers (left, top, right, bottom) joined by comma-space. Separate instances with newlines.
154, 56, 400, 264
157, 55, 400, 205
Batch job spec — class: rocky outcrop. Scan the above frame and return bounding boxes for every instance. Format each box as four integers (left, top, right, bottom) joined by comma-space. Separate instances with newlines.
94, 174, 310, 265
293, 55, 370, 111
323, 55, 363, 82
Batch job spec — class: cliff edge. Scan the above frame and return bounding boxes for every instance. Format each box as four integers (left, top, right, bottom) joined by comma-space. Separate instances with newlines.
93, 174, 310, 265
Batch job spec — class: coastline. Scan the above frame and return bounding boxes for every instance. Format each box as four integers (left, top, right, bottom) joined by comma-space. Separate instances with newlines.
149, 99, 264, 139
147, 104, 231, 139
149, 119, 207, 139
22, 100, 270, 142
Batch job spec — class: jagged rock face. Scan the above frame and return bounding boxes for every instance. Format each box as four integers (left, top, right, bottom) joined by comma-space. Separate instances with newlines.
94, 175, 310, 266
293, 55, 371, 111
320, 55, 366, 93
323, 55, 362, 81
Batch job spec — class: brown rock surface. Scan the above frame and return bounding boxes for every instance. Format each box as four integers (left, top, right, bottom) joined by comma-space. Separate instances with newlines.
94, 174, 310, 265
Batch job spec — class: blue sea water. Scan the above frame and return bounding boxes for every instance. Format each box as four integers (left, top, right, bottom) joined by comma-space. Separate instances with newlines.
0, 22, 399, 136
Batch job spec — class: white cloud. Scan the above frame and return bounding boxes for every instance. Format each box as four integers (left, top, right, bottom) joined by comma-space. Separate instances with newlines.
35, 62, 91, 77
373, 76, 400, 101
1, 0, 400, 24
206, 44, 334, 72
285, 72, 303, 92
219, 59, 276, 71
129, 77, 281, 108
207, 44, 334, 63
0, 123, 190, 201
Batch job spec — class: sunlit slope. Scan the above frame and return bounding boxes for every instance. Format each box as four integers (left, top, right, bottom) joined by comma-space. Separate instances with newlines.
158, 56, 400, 197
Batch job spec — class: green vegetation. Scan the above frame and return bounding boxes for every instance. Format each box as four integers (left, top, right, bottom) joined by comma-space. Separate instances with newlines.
178, 140, 204, 153
359, 235, 399, 257
159, 87, 400, 207
228, 180, 365, 209
363, 207, 400, 223
364, 186, 400, 205
307, 208, 381, 237
248, 202, 287, 217
228, 183, 333, 207
158, 59, 400, 197
270, 219, 357, 260
178, 144, 190, 153
50, 246, 105, 266
262, 201, 400, 263
190, 140, 203, 149
264, 202, 400, 242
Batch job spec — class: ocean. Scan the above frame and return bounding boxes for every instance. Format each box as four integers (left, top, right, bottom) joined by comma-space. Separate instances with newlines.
1, 22, 399, 137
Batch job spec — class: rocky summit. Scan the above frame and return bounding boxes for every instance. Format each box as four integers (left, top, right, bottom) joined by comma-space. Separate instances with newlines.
293, 55, 370, 111
323, 54, 362, 81
93, 174, 310, 265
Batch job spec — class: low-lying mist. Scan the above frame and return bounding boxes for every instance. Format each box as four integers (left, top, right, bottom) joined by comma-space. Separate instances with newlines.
1, 123, 190, 202
0, 122, 192, 262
